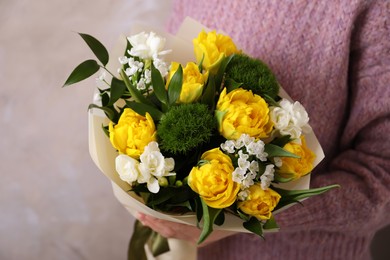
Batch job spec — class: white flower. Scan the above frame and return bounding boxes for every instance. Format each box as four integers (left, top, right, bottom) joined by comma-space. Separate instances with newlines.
238, 189, 250, 201
260, 164, 275, 190
118, 56, 129, 65
137, 78, 146, 90
246, 140, 268, 161
248, 161, 259, 173
144, 69, 151, 84
273, 157, 283, 167
138, 142, 175, 193
127, 31, 171, 60
242, 173, 255, 189
232, 168, 246, 183
115, 155, 140, 184
125, 67, 138, 77
238, 157, 250, 170
153, 57, 169, 77
220, 140, 236, 153
270, 98, 310, 139
235, 134, 255, 149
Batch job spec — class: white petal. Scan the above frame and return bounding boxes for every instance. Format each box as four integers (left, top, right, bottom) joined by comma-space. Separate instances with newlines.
147, 178, 160, 193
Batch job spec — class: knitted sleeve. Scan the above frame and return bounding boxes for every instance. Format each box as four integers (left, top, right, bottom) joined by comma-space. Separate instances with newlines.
276, 1, 390, 234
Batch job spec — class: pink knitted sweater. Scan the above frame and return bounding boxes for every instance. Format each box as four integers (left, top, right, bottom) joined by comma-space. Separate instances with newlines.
167, 0, 390, 259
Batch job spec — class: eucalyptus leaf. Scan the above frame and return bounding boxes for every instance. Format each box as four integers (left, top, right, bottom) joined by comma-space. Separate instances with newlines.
79, 33, 109, 66
243, 217, 264, 238
125, 100, 163, 121
264, 143, 300, 158
167, 65, 183, 105
198, 199, 222, 244
63, 59, 100, 87
151, 64, 168, 105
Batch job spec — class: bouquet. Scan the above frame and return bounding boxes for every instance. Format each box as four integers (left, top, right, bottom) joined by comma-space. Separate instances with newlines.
64, 18, 338, 259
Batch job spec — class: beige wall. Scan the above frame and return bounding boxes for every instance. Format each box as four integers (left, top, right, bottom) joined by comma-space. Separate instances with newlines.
0, 1, 172, 259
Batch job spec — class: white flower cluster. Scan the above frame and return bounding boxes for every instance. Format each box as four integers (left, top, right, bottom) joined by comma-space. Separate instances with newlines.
270, 98, 311, 140
115, 142, 175, 193
221, 134, 275, 200
118, 32, 170, 91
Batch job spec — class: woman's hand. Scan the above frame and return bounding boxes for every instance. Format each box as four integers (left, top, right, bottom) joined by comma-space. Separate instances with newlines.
137, 213, 236, 247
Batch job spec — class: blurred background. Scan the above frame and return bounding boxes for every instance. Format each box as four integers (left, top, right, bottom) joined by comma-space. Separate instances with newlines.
0, 0, 388, 259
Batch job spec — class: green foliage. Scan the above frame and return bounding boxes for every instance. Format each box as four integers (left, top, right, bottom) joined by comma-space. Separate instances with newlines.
273, 184, 340, 210
63, 59, 100, 87
127, 222, 170, 260
243, 217, 264, 239
151, 64, 168, 105
78, 33, 109, 66
198, 199, 222, 244
125, 100, 163, 121
225, 54, 279, 99
264, 143, 300, 158
157, 103, 216, 154
167, 65, 183, 105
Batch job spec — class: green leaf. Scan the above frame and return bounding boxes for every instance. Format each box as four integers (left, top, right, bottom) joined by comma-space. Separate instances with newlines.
237, 210, 251, 222
151, 64, 168, 105
88, 103, 116, 121
225, 78, 243, 93
271, 135, 292, 147
108, 77, 127, 106
263, 215, 279, 230
214, 211, 225, 226
125, 100, 163, 121
243, 217, 264, 238
63, 59, 100, 87
194, 197, 203, 227
264, 143, 300, 158
215, 55, 235, 91
273, 174, 295, 183
200, 75, 216, 109
128, 220, 152, 260
120, 69, 154, 106
198, 54, 204, 72
262, 93, 279, 107
150, 232, 170, 257
198, 199, 222, 244
79, 33, 109, 66
273, 184, 340, 210
167, 65, 183, 105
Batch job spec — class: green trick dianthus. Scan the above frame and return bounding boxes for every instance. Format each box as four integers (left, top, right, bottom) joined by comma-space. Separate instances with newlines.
225, 54, 280, 100
157, 103, 216, 154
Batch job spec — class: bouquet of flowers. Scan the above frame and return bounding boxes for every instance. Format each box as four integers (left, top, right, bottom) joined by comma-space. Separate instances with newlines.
64, 18, 338, 259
